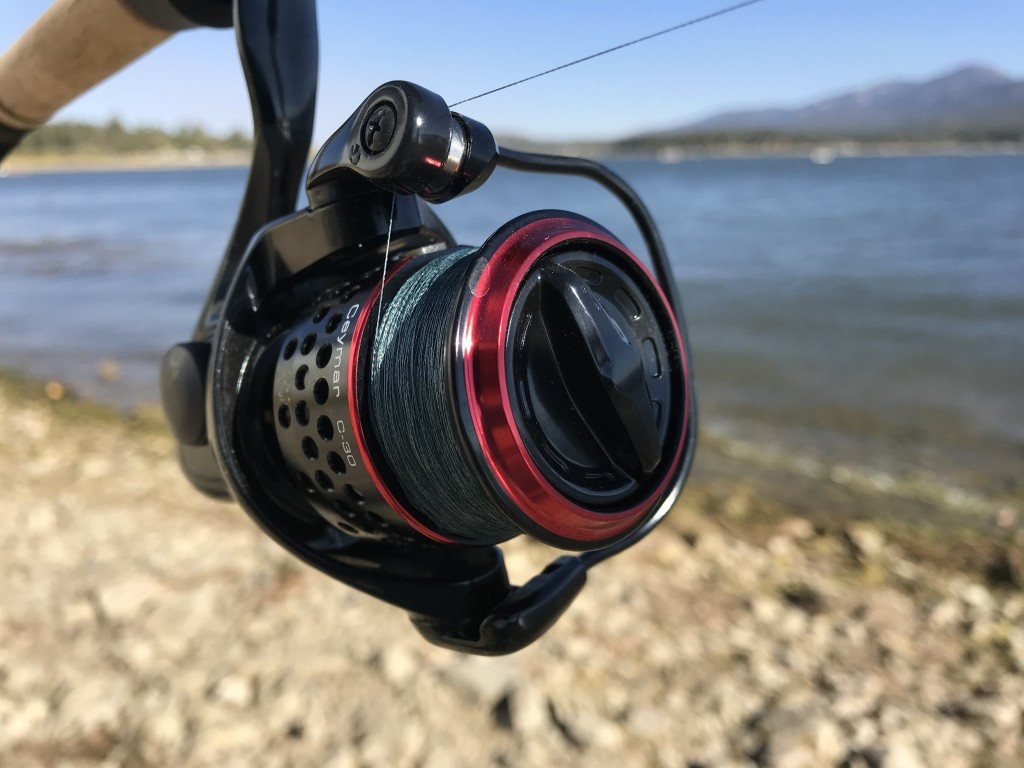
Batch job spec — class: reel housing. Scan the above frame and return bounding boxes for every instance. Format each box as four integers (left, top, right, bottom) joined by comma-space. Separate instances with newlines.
161, 57, 696, 653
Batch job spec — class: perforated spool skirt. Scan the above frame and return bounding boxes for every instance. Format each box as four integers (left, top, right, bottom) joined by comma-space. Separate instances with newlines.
270, 212, 690, 550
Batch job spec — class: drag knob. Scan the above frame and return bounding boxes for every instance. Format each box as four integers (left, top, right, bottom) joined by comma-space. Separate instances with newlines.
503, 236, 677, 513
537, 265, 662, 477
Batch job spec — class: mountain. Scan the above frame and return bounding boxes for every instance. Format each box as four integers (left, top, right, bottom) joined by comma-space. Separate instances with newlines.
677, 65, 1024, 137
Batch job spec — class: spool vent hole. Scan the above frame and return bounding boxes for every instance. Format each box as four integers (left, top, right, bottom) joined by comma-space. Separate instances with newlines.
343, 484, 364, 504
277, 404, 291, 428
327, 451, 347, 475
301, 333, 317, 355
316, 343, 332, 369
325, 313, 342, 333
313, 378, 329, 405
314, 470, 334, 492
282, 338, 298, 360
295, 400, 310, 426
302, 436, 319, 460
295, 365, 308, 390
313, 306, 329, 323
298, 472, 316, 493
317, 415, 334, 441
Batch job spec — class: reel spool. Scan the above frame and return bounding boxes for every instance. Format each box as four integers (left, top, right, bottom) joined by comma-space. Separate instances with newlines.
270, 211, 689, 550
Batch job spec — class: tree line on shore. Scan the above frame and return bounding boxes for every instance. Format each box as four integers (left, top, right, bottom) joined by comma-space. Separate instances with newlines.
14, 118, 1024, 159
14, 119, 251, 156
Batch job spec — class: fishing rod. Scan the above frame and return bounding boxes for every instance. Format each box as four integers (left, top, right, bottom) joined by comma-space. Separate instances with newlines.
0, 0, 766, 654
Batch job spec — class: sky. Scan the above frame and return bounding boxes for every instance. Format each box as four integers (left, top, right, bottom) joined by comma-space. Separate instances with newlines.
2, 0, 1023, 144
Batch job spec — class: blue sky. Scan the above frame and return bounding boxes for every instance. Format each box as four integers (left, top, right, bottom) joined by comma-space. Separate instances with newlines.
2, 1, 1023, 143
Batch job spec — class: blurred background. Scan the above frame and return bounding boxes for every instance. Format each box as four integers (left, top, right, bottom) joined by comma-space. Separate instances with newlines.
1, 1, 1022, 766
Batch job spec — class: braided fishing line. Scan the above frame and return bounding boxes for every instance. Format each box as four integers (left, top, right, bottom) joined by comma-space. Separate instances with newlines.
449, 0, 770, 108
374, 193, 397, 345
368, 249, 520, 541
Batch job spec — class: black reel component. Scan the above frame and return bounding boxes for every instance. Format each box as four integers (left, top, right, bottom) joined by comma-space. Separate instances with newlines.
268, 210, 688, 552
159, 2, 696, 655
505, 242, 676, 508
270, 282, 405, 540
306, 80, 498, 207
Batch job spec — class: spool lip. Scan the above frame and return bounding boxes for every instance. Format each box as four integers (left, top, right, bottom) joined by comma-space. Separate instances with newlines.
459, 214, 691, 546
348, 263, 459, 545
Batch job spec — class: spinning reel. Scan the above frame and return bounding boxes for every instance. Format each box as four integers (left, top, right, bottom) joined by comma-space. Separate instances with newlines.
159, 1, 696, 654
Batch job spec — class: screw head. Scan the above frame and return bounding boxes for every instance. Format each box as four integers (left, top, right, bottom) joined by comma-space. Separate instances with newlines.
362, 103, 398, 155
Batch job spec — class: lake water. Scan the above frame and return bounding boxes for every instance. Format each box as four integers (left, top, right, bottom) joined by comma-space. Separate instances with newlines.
1, 155, 1022, 516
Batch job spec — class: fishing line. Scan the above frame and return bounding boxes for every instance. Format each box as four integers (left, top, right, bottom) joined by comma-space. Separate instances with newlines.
368, 249, 520, 541
374, 193, 397, 348
448, 0, 770, 108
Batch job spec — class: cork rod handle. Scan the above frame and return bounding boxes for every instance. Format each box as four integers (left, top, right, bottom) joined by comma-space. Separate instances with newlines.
0, 0, 174, 131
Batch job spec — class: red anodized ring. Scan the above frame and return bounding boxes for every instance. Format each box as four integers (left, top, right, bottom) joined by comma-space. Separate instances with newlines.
461, 217, 691, 543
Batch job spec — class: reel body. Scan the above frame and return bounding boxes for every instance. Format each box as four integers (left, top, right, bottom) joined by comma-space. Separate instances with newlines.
161, 75, 696, 654
270, 210, 689, 550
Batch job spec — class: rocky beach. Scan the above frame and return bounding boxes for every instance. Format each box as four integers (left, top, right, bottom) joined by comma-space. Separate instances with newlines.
0, 374, 1021, 768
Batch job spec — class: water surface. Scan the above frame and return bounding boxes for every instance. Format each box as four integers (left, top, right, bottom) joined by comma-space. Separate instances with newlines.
2, 156, 1021, 517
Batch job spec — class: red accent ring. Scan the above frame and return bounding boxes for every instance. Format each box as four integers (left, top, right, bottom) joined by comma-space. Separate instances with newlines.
348, 266, 457, 544
462, 217, 691, 543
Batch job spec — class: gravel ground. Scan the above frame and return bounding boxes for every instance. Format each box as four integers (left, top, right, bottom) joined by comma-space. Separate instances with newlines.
0, 380, 1022, 768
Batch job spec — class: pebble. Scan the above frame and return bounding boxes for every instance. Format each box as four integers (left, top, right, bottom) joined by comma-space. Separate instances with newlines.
43, 380, 65, 400
381, 646, 419, 688
57, 678, 128, 743
0, 697, 48, 744
777, 516, 816, 540
848, 524, 886, 558
96, 359, 121, 384
211, 675, 255, 709
929, 598, 961, 629
440, 655, 519, 703
886, 734, 927, 768
960, 582, 995, 615
814, 718, 846, 763
96, 574, 168, 622
511, 688, 550, 737
139, 705, 187, 763
1009, 627, 1024, 670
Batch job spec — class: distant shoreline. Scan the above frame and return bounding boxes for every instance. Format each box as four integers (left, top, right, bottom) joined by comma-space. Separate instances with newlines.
1, 149, 251, 176
5, 143, 1022, 176
503, 138, 1024, 161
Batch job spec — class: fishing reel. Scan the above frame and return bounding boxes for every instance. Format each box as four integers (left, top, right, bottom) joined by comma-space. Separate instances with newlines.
162, 76, 695, 654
